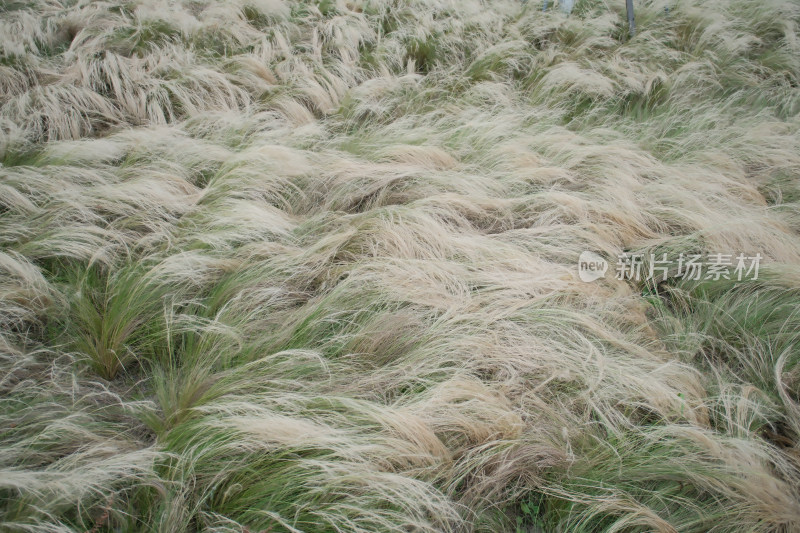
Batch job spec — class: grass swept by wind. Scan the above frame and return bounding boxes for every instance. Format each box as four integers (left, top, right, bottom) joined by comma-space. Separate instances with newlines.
2, 0, 800, 531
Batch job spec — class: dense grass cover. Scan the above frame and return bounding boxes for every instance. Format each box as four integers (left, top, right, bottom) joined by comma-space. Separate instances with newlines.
2, 0, 800, 531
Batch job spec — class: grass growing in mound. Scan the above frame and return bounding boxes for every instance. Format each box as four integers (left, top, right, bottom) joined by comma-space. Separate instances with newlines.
2, 0, 800, 531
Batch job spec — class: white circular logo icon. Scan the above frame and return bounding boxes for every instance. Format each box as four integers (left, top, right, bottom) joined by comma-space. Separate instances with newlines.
578, 251, 608, 282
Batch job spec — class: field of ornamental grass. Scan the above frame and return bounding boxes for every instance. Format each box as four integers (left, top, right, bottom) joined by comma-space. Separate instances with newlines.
2, 0, 800, 531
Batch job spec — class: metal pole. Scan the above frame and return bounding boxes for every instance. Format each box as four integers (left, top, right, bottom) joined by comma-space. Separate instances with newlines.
626, 0, 636, 37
